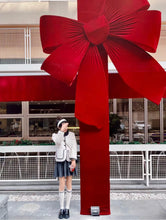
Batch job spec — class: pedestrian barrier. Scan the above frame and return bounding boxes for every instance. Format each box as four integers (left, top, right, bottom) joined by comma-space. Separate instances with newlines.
0, 145, 166, 186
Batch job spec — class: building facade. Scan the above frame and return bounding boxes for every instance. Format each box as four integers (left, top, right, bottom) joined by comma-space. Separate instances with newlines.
0, 0, 166, 145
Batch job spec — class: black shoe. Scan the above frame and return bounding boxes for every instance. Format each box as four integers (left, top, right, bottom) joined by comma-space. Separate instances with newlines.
58, 209, 64, 219
64, 209, 70, 219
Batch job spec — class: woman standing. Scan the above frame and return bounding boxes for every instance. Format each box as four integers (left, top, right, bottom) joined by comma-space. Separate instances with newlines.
52, 118, 77, 219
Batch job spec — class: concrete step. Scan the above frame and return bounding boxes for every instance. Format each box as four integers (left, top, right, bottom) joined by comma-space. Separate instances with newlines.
0, 195, 8, 220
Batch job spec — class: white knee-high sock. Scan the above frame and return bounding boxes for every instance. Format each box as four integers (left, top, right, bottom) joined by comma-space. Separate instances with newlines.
59, 191, 65, 209
66, 189, 72, 209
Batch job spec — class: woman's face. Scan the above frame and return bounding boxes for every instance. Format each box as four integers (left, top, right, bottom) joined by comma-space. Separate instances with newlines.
61, 122, 69, 131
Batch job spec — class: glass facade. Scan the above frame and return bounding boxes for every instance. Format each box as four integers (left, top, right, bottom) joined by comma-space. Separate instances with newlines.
0, 102, 22, 114
29, 117, 78, 137
29, 27, 47, 64
148, 100, 160, 143
0, 118, 22, 137
0, 22, 165, 145
117, 99, 129, 142
0, 28, 25, 64
164, 98, 166, 142
29, 101, 75, 114
0, 99, 165, 144
0, 101, 79, 143
132, 99, 145, 143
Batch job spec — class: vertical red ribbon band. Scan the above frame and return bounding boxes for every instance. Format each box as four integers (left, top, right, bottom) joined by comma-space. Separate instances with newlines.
78, 0, 110, 215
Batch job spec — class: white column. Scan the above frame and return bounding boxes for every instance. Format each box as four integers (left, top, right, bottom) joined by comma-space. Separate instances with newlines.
129, 99, 133, 142
160, 98, 164, 143
144, 98, 148, 144
22, 101, 29, 139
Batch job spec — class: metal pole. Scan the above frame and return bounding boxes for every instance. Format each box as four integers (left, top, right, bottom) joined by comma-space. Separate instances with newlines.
113, 99, 117, 114
144, 98, 148, 143
26, 27, 29, 64
37, 152, 40, 179
22, 102, 29, 139
29, 28, 32, 64
145, 150, 149, 187
129, 99, 133, 142
160, 98, 164, 143
24, 28, 27, 64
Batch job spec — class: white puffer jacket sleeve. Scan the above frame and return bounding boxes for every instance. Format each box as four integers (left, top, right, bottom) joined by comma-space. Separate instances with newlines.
68, 132, 77, 160
52, 131, 64, 145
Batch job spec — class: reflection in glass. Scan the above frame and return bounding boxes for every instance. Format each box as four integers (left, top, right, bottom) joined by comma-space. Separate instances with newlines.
164, 99, 166, 142
30, 27, 47, 64
110, 99, 129, 142
132, 99, 145, 143
0, 102, 22, 114
148, 101, 160, 143
29, 117, 79, 137
0, 28, 25, 64
0, 118, 22, 137
109, 100, 113, 113
29, 101, 75, 114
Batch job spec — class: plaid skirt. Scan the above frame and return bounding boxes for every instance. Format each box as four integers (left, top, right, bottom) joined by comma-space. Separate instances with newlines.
54, 160, 77, 178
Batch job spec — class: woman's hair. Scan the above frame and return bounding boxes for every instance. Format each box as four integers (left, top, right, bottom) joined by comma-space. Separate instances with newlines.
56, 118, 67, 129
56, 117, 62, 129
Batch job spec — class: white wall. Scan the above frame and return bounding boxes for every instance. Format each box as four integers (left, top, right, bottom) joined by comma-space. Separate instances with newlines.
0, 1, 77, 25
0, 1, 165, 25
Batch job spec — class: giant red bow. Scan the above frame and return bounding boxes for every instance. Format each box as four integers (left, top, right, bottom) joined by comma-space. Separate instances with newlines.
40, 0, 166, 215
40, 0, 166, 129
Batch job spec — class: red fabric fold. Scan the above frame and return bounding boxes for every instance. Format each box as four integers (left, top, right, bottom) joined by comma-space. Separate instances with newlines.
41, 40, 89, 86
0, 76, 76, 101
75, 45, 109, 129
1, 73, 166, 102
78, 0, 105, 22
104, 37, 166, 104
109, 10, 161, 52
104, 0, 150, 21
40, 15, 83, 53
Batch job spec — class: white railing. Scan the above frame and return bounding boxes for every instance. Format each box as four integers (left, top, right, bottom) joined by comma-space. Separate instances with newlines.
0, 27, 46, 65
0, 27, 166, 70
0, 144, 166, 186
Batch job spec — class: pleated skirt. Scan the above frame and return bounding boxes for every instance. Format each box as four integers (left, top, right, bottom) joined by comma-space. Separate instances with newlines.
54, 160, 77, 178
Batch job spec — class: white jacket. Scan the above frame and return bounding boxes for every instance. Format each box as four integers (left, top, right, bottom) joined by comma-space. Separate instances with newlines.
52, 130, 77, 162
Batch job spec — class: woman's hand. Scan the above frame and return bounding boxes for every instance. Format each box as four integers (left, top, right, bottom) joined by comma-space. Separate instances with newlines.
60, 122, 69, 132
70, 160, 76, 171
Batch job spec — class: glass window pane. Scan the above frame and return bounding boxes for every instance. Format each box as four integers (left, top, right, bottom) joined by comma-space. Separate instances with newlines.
0, 118, 22, 137
116, 99, 129, 142
0, 102, 22, 114
132, 98, 145, 143
29, 101, 75, 114
30, 27, 47, 64
109, 99, 113, 113
164, 98, 166, 142
0, 28, 25, 64
148, 101, 160, 143
29, 117, 79, 137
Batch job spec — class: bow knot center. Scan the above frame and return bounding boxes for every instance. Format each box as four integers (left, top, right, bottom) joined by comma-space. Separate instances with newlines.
84, 15, 109, 45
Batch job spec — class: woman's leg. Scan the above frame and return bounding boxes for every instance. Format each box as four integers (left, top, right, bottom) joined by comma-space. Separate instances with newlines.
59, 176, 66, 210
66, 176, 72, 210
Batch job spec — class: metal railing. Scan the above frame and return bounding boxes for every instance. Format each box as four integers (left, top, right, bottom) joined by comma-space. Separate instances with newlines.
0, 144, 166, 186
0, 27, 46, 64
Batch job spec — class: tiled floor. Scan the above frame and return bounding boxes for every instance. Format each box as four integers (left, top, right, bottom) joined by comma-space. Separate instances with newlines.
6, 193, 166, 220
